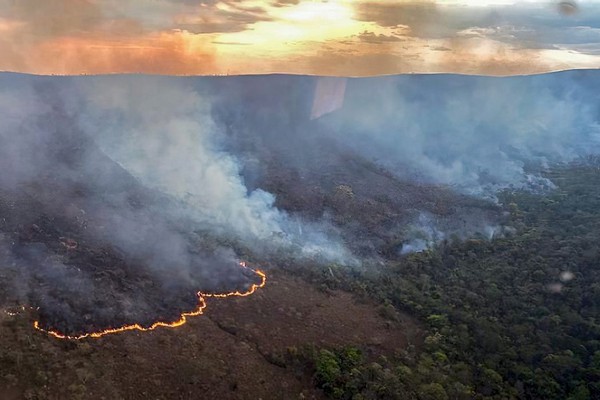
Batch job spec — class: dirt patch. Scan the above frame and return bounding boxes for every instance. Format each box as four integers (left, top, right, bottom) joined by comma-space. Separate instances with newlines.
207, 269, 423, 358
0, 269, 421, 400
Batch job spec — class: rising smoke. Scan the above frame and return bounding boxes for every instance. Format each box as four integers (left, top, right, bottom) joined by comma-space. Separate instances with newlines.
317, 72, 600, 198
1, 74, 355, 265
203, 71, 600, 254
68, 76, 355, 264
0, 73, 355, 333
307, 72, 600, 253
1, 70, 599, 330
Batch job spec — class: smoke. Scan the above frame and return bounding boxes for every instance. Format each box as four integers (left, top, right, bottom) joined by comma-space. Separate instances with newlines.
316, 72, 600, 198
0, 73, 357, 334
399, 212, 509, 255
2, 70, 600, 331
200, 72, 600, 256
73, 77, 282, 239
68, 76, 354, 264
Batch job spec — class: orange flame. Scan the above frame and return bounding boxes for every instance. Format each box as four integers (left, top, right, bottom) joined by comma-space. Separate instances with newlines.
32, 262, 266, 340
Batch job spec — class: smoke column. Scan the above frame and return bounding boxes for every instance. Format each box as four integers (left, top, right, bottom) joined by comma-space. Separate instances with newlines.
316, 72, 600, 197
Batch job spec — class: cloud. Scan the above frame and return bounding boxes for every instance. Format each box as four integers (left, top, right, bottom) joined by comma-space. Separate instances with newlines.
357, 30, 406, 44
1, 0, 104, 38
174, 1, 273, 34
1, 0, 600, 75
14, 32, 216, 75
271, 0, 300, 7
354, 1, 600, 52
354, 1, 445, 36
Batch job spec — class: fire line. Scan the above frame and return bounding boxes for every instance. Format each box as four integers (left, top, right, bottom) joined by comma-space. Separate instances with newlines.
32, 262, 266, 340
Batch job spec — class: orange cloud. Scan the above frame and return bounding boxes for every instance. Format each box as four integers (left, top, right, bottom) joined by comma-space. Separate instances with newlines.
25, 32, 216, 75
0, 34, 212, 76
0, 0, 597, 76
3, 0, 104, 38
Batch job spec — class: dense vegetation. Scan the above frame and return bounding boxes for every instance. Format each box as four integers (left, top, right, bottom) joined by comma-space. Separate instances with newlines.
2, 163, 600, 399
289, 163, 600, 400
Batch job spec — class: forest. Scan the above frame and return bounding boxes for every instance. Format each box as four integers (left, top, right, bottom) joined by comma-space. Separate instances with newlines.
284, 161, 600, 400
0, 155, 598, 400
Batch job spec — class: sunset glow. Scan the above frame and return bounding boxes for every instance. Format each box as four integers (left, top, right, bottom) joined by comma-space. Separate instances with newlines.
0, 0, 598, 76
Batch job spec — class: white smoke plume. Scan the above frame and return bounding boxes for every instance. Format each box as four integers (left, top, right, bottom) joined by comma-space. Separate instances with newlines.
317, 72, 600, 198
0, 73, 362, 333
67, 76, 356, 265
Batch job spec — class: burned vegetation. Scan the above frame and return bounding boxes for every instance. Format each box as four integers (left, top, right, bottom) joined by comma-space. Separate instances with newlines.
0, 71, 599, 399
0, 79, 264, 338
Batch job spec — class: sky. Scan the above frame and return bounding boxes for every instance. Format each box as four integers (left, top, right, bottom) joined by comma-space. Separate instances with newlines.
0, 0, 599, 76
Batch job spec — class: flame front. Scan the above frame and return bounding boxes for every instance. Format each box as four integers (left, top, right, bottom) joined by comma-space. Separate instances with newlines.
32, 262, 266, 340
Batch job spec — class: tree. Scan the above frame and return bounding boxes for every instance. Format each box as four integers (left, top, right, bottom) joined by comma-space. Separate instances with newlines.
418, 383, 448, 400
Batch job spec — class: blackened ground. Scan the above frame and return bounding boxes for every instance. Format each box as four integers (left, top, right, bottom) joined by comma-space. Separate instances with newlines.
0, 86, 261, 335
0, 181, 262, 336
0, 268, 422, 400
0, 75, 499, 334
